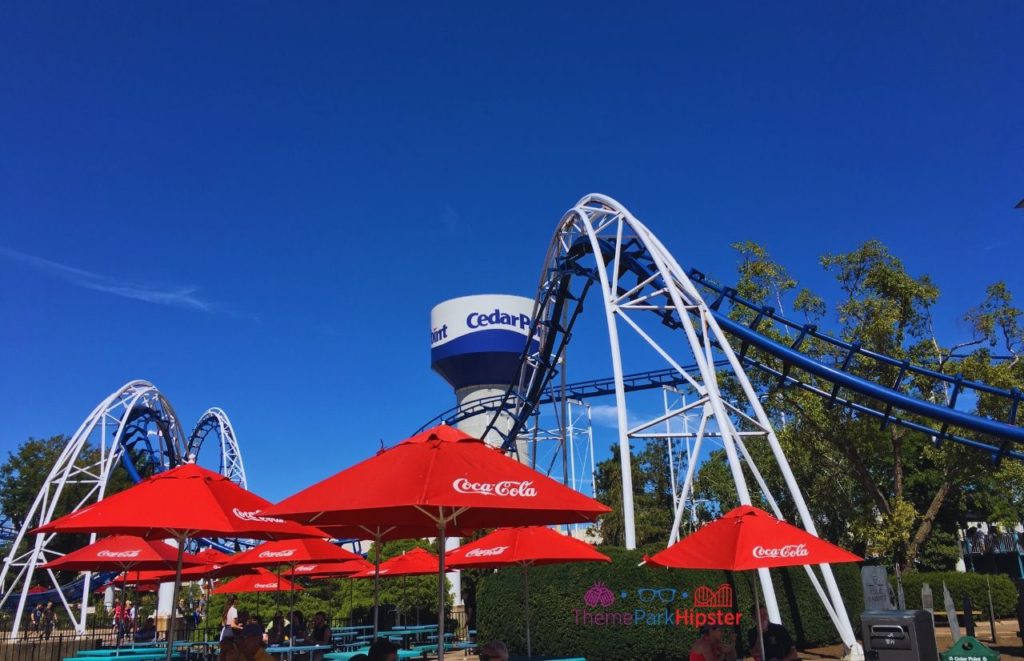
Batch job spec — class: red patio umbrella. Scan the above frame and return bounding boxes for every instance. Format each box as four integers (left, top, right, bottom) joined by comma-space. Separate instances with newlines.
108, 569, 177, 585
213, 568, 302, 593
446, 526, 610, 657
267, 424, 611, 659
350, 547, 441, 630
218, 537, 362, 650
41, 535, 206, 626
218, 538, 363, 571
645, 505, 862, 660
34, 463, 325, 661
644, 505, 862, 572
349, 547, 440, 579
284, 559, 373, 578
317, 523, 472, 637
40, 536, 205, 573
212, 568, 302, 618
149, 548, 256, 582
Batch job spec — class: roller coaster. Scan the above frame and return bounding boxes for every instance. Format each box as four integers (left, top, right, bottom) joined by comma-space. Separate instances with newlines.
425, 194, 1023, 658
3, 194, 1020, 657
0, 381, 248, 636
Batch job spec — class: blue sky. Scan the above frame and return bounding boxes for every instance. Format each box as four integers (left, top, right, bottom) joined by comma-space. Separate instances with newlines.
1, 3, 1022, 502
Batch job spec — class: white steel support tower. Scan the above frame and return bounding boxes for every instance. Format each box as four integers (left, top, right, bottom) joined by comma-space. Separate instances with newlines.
0, 381, 247, 638
0, 381, 185, 636
515, 194, 862, 658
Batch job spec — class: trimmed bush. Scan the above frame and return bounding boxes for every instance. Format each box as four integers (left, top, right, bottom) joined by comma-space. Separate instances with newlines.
895, 571, 1016, 618
476, 546, 862, 661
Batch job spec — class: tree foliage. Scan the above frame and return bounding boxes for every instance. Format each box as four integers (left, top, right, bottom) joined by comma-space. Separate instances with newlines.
691, 240, 1024, 569
592, 239, 1024, 574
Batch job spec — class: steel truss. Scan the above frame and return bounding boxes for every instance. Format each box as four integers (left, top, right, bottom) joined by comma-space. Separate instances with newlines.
524, 398, 596, 501
0, 381, 246, 637
485, 194, 862, 657
188, 408, 247, 489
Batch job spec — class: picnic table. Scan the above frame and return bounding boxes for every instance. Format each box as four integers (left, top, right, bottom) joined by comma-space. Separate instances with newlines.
77, 651, 167, 657
266, 643, 333, 657
323, 650, 422, 661
64, 655, 183, 661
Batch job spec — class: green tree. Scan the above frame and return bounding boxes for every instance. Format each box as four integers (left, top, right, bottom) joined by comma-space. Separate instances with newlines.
688, 240, 1024, 570
590, 440, 676, 546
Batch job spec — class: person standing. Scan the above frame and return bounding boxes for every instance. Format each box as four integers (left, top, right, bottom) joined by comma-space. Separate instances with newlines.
30, 603, 43, 637
41, 602, 56, 641
113, 601, 127, 643
747, 606, 797, 661
126, 599, 136, 635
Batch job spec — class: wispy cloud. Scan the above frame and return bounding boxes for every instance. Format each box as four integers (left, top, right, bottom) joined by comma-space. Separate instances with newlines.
590, 404, 621, 428
590, 403, 654, 430
0, 246, 212, 312
590, 403, 699, 435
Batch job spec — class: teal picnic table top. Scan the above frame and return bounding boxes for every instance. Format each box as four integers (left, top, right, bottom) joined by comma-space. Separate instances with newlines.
65, 655, 182, 661
324, 649, 422, 661
77, 651, 166, 657
265, 643, 333, 654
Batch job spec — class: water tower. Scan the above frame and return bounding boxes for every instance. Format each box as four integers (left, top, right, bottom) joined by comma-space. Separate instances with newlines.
430, 294, 534, 455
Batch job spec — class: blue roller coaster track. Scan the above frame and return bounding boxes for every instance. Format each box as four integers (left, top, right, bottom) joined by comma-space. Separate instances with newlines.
440, 229, 1023, 464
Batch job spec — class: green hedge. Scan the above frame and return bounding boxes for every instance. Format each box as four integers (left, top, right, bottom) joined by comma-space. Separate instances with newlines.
895, 571, 1017, 618
476, 547, 862, 661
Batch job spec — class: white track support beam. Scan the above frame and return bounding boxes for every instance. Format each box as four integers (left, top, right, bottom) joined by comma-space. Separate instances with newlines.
520, 195, 861, 658
0, 381, 186, 638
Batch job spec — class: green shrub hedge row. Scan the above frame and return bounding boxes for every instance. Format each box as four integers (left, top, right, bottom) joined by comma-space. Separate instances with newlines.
476, 547, 862, 661
476, 547, 1021, 659
894, 571, 1016, 618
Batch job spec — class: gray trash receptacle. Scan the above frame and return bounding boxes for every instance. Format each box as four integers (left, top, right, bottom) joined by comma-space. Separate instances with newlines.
861, 610, 938, 661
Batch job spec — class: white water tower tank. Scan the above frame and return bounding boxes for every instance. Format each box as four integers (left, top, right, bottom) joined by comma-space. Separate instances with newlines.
430, 294, 535, 454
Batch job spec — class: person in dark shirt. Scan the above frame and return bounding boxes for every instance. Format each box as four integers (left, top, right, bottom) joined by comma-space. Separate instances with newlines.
134, 617, 157, 643
747, 606, 797, 661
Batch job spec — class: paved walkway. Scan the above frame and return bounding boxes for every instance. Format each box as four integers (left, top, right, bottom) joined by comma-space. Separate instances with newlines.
803, 618, 1024, 660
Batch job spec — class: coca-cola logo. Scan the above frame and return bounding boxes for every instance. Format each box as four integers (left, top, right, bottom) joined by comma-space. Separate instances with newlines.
752, 544, 808, 559
465, 546, 509, 558
258, 549, 295, 559
294, 565, 316, 572
232, 508, 285, 524
97, 550, 141, 559
451, 478, 537, 497
253, 583, 277, 589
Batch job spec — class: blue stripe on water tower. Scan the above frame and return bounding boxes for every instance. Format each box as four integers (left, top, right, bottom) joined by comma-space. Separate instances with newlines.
430, 295, 536, 390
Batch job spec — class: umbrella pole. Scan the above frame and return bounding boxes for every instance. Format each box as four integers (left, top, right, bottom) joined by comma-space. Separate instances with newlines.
118, 569, 129, 647
131, 569, 140, 650
437, 520, 446, 661
288, 563, 296, 661
164, 536, 185, 661
373, 534, 381, 640
276, 565, 282, 612
523, 565, 532, 659
753, 575, 766, 661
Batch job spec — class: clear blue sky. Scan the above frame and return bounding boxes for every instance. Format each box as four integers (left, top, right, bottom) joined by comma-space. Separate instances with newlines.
1, 3, 1021, 502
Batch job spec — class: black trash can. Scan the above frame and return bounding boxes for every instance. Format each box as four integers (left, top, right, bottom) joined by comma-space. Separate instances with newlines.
861, 610, 939, 661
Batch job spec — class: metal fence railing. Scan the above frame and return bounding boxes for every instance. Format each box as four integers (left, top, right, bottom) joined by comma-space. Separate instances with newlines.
0, 611, 469, 660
